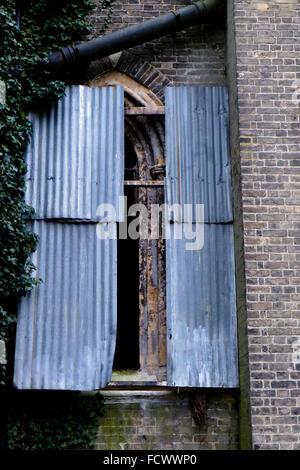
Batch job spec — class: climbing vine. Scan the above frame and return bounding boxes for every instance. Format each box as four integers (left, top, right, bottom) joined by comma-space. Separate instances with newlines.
7, 391, 105, 450
0, 0, 112, 386
0, 0, 112, 448
97, 0, 115, 34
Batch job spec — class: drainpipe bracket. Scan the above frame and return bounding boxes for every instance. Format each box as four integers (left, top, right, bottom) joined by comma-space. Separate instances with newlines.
193, 1, 209, 20
61, 45, 78, 68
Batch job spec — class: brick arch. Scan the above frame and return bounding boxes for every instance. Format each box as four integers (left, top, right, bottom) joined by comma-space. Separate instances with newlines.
87, 70, 163, 107
83, 51, 172, 103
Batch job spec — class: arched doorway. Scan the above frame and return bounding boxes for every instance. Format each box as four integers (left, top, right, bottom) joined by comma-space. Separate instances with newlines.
88, 71, 167, 383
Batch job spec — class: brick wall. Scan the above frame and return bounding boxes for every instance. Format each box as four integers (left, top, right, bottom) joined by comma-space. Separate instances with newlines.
87, 0, 226, 86
231, 0, 300, 450
94, 391, 239, 450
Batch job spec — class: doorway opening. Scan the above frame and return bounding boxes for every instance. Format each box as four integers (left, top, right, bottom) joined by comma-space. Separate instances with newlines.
113, 138, 140, 371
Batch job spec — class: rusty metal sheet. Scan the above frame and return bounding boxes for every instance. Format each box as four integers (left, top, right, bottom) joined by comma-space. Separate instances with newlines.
13, 220, 117, 390
166, 223, 239, 388
25, 85, 124, 221
165, 86, 232, 223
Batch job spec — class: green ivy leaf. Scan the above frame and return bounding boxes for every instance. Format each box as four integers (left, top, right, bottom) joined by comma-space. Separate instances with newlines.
0, 0, 113, 397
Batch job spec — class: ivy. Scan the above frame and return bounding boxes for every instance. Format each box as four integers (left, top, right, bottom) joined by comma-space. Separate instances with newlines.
0, 1, 112, 387
0, 0, 112, 449
0, 0, 96, 387
7, 392, 105, 450
92, 0, 115, 35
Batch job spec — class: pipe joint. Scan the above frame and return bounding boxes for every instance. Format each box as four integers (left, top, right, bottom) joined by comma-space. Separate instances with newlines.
61, 46, 78, 68
193, 1, 208, 20
44, 0, 224, 72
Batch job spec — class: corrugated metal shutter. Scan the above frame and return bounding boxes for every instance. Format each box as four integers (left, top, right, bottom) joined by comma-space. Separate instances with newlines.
165, 86, 239, 388
25, 86, 124, 221
165, 86, 232, 223
13, 86, 124, 390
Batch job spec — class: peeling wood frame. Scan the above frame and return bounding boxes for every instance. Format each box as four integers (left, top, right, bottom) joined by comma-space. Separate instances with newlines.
124, 180, 164, 186
119, 113, 167, 384
124, 106, 165, 115
89, 73, 167, 385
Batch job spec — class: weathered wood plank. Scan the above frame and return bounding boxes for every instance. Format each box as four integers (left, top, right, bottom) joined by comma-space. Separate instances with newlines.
125, 106, 165, 115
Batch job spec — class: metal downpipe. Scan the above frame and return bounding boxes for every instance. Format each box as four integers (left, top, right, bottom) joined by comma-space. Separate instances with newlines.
44, 0, 224, 72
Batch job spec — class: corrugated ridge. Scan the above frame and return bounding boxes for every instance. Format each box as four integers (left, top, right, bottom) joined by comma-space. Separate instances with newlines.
166, 223, 239, 388
165, 86, 232, 223
25, 86, 124, 221
13, 221, 117, 390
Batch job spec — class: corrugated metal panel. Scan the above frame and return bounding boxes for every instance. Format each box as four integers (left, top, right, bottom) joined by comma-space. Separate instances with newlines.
165, 86, 232, 223
166, 223, 239, 388
165, 85, 238, 387
14, 220, 117, 390
25, 85, 124, 221
14, 85, 123, 390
